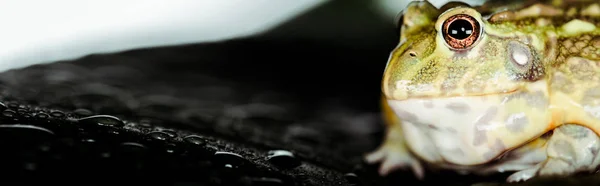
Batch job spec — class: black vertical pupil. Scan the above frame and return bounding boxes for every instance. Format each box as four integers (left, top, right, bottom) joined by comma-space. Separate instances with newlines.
448, 19, 473, 40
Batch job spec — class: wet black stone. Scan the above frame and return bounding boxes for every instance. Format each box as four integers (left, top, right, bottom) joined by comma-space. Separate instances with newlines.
184, 135, 206, 146
116, 142, 148, 172
267, 150, 301, 169
249, 177, 284, 186
78, 115, 124, 128
147, 131, 171, 141
344, 173, 360, 186
73, 108, 93, 117
213, 151, 247, 170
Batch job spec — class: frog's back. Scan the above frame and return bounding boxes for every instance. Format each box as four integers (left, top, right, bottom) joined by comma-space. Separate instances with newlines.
481, 0, 600, 134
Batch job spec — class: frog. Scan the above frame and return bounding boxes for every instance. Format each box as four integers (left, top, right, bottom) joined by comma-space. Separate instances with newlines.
364, 0, 600, 183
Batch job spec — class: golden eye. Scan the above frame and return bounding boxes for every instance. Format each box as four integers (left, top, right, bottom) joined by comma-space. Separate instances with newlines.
441, 14, 480, 50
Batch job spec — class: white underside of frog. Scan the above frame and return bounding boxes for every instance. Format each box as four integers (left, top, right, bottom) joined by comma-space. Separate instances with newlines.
365, 94, 600, 182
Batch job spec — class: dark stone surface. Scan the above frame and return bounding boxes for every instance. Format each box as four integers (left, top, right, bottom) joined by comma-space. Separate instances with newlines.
0, 0, 598, 185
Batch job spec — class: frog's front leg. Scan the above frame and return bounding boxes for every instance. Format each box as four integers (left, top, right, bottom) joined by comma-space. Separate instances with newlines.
507, 124, 600, 182
364, 97, 424, 179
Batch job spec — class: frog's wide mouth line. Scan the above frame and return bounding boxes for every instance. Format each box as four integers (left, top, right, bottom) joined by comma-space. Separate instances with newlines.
385, 87, 522, 101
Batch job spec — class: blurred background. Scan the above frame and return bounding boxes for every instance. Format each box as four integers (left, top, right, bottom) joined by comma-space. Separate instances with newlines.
0, 0, 486, 73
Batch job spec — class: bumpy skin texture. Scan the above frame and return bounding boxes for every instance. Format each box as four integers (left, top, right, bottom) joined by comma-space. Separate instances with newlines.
365, 0, 600, 183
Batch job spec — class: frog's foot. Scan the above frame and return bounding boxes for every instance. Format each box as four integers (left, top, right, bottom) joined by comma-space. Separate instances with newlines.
507, 124, 600, 183
364, 129, 424, 179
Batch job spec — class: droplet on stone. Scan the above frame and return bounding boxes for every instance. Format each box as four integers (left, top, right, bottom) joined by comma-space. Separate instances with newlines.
161, 129, 178, 138
213, 151, 246, 169
78, 115, 124, 128
50, 111, 66, 118
267, 150, 301, 169
0, 101, 7, 111
344, 173, 360, 186
184, 135, 206, 146
147, 131, 171, 141
73, 108, 93, 117
2, 109, 16, 118
0, 124, 55, 146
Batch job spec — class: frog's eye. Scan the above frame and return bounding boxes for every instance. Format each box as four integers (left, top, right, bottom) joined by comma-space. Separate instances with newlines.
441, 14, 481, 50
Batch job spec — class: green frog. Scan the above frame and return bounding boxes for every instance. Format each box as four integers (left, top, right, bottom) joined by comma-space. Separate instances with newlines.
365, 0, 600, 182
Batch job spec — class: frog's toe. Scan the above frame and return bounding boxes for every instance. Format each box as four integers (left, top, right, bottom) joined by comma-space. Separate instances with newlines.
364, 145, 424, 179
379, 152, 424, 179
506, 164, 541, 183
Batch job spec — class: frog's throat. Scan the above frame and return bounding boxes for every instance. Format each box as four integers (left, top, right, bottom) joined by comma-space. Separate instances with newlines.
385, 89, 551, 165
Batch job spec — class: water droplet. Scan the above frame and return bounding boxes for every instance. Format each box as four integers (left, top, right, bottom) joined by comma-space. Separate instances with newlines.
50, 111, 65, 118
161, 129, 178, 138
138, 120, 152, 128
267, 150, 301, 169
0, 101, 6, 111
213, 151, 246, 169
165, 143, 178, 154
184, 135, 206, 146
78, 115, 124, 128
147, 131, 171, 141
21, 113, 32, 120
36, 113, 50, 119
2, 109, 16, 118
7, 102, 18, 109
344, 173, 360, 186
119, 142, 148, 155
73, 108, 93, 117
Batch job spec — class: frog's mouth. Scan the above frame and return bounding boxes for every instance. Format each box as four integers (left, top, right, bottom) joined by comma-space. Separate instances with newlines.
385, 87, 550, 165
383, 77, 526, 101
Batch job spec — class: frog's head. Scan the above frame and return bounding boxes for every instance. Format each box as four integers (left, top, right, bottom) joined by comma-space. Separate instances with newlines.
381, 1, 555, 165
382, 1, 546, 100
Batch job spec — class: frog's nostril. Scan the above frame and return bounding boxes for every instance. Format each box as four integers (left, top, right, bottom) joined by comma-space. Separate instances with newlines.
409, 52, 417, 57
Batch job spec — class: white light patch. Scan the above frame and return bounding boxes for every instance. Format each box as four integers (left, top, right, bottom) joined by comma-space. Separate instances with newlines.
0, 0, 326, 73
